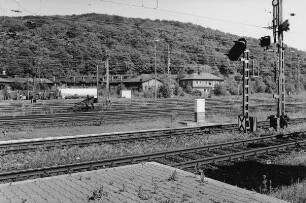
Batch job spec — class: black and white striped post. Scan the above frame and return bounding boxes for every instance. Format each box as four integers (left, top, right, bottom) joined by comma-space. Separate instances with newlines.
238, 50, 250, 133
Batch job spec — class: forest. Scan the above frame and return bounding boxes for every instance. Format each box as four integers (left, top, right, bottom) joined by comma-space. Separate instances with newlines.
0, 13, 305, 94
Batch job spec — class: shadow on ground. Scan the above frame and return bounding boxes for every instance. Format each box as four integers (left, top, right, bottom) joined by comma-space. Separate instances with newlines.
204, 160, 306, 192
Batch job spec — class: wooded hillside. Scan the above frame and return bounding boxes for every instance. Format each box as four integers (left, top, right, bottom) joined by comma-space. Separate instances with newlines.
0, 13, 305, 93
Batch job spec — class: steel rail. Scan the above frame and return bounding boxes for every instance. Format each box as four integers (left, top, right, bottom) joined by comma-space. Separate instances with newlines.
0, 131, 305, 182
0, 108, 193, 127
0, 123, 237, 154
173, 138, 306, 169
0, 118, 305, 154
0, 101, 304, 127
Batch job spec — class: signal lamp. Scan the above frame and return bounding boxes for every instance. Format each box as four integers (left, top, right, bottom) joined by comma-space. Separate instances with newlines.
279, 19, 290, 33
226, 38, 247, 61
260, 36, 271, 47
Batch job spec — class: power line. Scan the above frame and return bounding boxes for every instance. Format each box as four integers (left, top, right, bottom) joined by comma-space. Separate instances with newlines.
14, 0, 38, 16
93, 0, 267, 30
227, 0, 271, 13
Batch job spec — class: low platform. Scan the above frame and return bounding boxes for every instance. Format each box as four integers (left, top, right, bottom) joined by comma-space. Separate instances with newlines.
179, 121, 222, 127
0, 162, 286, 203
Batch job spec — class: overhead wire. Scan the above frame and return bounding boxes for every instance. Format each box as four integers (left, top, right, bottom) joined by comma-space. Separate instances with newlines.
8, 0, 306, 37
92, 0, 267, 30
14, 0, 38, 16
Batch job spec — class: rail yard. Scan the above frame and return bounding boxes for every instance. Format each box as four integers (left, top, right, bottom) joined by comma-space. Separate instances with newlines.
0, 95, 306, 203
1, 0, 306, 202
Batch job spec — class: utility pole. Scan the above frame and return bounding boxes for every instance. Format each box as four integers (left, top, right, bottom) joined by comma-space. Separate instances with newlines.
297, 56, 300, 92
272, 0, 285, 118
32, 60, 36, 102
106, 57, 110, 103
38, 64, 41, 97
271, 0, 288, 129
167, 44, 170, 78
154, 40, 158, 101
96, 64, 99, 102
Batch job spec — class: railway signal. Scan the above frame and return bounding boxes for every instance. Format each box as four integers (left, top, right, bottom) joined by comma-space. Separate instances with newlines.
226, 38, 257, 133
279, 19, 290, 33
259, 36, 271, 48
269, 0, 289, 130
226, 38, 247, 61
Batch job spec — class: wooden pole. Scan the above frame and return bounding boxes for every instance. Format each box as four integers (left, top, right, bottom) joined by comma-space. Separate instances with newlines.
96, 64, 99, 102
106, 57, 110, 102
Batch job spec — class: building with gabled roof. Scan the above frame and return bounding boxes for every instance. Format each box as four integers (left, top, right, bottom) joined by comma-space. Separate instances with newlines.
103, 74, 164, 92
179, 73, 224, 95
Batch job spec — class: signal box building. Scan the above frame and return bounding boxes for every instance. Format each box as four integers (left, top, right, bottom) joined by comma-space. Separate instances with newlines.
179, 73, 223, 95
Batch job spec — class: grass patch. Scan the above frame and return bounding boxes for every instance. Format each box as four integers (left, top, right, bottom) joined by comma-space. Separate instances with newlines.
267, 150, 306, 203
268, 180, 306, 203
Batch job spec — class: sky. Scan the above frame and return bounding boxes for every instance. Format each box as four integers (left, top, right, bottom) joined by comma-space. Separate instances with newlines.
1, 0, 305, 51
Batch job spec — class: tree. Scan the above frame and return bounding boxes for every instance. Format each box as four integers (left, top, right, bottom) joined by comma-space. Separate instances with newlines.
263, 76, 276, 93
225, 76, 238, 95
254, 78, 266, 93
158, 82, 172, 98
213, 83, 227, 96
286, 83, 295, 94
0, 13, 303, 93
185, 85, 193, 94
173, 83, 184, 96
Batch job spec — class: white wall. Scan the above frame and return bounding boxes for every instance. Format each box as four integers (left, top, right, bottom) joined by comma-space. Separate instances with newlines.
120, 90, 132, 98
60, 88, 97, 98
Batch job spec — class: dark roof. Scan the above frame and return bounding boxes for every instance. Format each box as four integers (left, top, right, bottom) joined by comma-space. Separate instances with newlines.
180, 73, 223, 81
0, 77, 13, 83
59, 78, 72, 83
108, 74, 163, 84
13, 78, 53, 84
13, 78, 30, 83
38, 78, 53, 84
58, 74, 164, 84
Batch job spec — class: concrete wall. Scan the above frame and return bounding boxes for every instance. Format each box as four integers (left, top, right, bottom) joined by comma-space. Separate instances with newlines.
120, 90, 132, 98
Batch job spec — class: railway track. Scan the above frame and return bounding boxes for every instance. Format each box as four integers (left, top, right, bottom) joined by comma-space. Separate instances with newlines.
1, 130, 305, 183
1, 117, 306, 155
0, 99, 304, 128
0, 107, 193, 127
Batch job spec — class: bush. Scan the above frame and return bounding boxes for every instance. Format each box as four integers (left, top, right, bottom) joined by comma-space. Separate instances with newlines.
132, 90, 143, 98
254, 79, 266, 93
213, 83, 227, 96
158, 83, 172, 98
184, 85, 193, 94
192, 89, 202, 96
286, 83, 295, 94
143, 90, 154, 98
228, 84, 238, 95
173, 84, 184, 97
